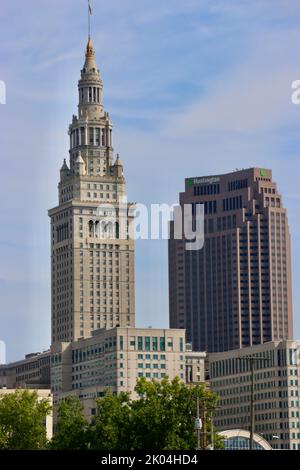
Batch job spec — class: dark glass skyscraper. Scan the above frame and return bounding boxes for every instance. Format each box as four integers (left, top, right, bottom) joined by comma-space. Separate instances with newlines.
169, 168, 293, 352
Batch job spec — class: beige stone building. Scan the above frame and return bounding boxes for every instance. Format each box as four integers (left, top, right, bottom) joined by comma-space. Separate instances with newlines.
0, 350, 50, 389
209, 340, 300, 450
185, 348, 206, 384
0, 388, 53, 440
51, 327, 186, 418
48, 37, 135, 346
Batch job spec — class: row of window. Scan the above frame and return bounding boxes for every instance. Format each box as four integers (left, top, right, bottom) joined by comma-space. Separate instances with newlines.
87, 183, 117, 191
193, 184, 220, 196
79, 86, 101, 104
70, 127, 112, 148
86, 192, 117, 199
228, 178, 248, 192
223, 196, 243, 212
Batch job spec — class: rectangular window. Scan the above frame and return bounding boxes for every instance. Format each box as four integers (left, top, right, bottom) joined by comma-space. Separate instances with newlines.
145, 337, 150, 351
160, 337, 165, 351
152, 337, 158, 351
80, 127, 85, 145
95, 128, 100, 146
138, 336, 143, 351
89, 127, 94, 145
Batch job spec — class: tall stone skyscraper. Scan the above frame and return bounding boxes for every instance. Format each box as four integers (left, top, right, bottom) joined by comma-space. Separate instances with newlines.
49, 37, 135, 345
169, 168, 293, 353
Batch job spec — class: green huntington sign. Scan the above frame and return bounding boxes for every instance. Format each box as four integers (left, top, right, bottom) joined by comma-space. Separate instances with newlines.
259, 169, 267, 177
187, 176, 220, 187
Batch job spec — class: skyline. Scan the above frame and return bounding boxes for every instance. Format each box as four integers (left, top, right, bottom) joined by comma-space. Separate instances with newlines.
1, 0, 300, 361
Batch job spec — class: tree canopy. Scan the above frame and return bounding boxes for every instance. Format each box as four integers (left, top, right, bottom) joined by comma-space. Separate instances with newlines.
0, 389, 51, 450
49, 395, 88, 450
51, 377, 223, 450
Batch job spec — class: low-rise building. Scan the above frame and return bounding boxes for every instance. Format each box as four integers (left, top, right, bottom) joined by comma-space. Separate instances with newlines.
51, 327, 186, 418
0, 350, 51, 390
209, 340, 300, 450
185, 349, 206, 384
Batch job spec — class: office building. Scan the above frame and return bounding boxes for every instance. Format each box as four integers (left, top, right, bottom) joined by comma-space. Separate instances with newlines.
51, 327, 186, 418
169, 168, 293, 352
0, 350, 51, 389
209, 340, 300, 450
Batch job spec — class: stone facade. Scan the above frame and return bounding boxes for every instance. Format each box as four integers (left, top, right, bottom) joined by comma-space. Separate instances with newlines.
0, 350, 51, 389
51, 327, 186, 418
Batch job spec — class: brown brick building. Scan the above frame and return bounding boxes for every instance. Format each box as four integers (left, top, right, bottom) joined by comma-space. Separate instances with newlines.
169, 168, 293, 352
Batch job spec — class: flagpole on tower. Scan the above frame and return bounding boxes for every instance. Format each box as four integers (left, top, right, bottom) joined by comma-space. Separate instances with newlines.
88, 0, 92, 37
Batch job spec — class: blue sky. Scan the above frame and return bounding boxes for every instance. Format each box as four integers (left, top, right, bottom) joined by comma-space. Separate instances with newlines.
1, 0, 300, 361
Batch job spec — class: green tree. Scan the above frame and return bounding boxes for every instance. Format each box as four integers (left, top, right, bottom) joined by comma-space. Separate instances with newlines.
0, 389, 51, 450
50, 396, 88, 450
131, 377, 220, 450
50, 378, 223, 450
87, 391, 133, 450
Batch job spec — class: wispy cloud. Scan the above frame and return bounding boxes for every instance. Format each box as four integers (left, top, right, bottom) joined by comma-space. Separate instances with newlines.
165, 30, 300, 135
35, 51, 81, 70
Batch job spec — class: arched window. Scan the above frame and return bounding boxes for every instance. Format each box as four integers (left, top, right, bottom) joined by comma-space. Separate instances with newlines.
89, 220, 94, 237
95, 220, 99, 238
106, 221, 113, 239
98, 220, 106, 239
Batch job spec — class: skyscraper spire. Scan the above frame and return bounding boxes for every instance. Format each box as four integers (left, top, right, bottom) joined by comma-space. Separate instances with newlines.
83, 34, 97, 72
86, 35, 93, 56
